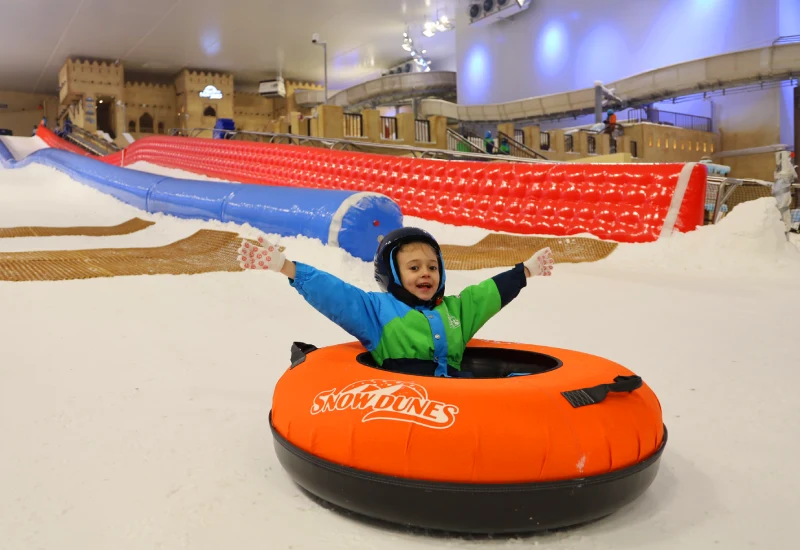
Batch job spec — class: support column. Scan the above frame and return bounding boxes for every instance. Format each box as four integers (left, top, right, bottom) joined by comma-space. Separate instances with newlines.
396, 112, 414, 143
362, 109, 380, 143
497, 122, 515, 140
317, 104, 344, 139
594, 82, 603, 124
523, 126, 541, 150
429, 115, 448, 150
550, 129, 566, 153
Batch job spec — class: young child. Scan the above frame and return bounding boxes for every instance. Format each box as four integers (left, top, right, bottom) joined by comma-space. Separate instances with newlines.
237, 227, 554, 377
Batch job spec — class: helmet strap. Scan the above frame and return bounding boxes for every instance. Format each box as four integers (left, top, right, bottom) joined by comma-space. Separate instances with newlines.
390, 248, 402, 286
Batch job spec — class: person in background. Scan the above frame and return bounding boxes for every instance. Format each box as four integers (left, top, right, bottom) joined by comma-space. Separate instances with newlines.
499, 137, 511, 155
483, 131, 495, 154
603, 109, 617, 135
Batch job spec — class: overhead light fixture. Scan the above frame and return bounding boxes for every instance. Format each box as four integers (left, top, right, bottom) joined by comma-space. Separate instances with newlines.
423, 21, 436, 37
402, 35, 413, 51
434, 14, 453, 32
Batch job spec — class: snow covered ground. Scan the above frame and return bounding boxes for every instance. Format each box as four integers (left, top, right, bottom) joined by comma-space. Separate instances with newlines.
125, 160, 234, 182
0, 135, 48, 160
1, 152, 799, 550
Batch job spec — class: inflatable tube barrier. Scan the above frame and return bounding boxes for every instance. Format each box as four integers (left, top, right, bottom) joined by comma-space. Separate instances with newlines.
0, 139, 14, 166
0, 143, 401, 261
91, 134, 707, 244
270, 340, 667, 534
35, 125, 93, 157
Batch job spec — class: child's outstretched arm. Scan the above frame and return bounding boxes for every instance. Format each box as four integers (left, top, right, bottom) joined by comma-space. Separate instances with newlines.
237, 237, 382, 349
522, 247, 555, 278
238, 237, 294, 275
458, 247, 554, 341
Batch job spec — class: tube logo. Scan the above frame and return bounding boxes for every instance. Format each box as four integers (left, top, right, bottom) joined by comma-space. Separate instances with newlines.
310, 379, 459, 429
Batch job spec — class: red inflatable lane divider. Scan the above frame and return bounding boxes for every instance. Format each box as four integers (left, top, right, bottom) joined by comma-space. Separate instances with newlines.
35, 125, 93, 157
59, 132, 709, 243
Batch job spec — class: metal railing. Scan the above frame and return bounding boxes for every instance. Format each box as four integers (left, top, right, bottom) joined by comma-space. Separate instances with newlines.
343, 113, 363, 137
705, 175, 800, 225
455, 129, 486, 152
773, 35, 800, 45
514, 129, 525, 144
539, 131, 550, 151
624, 107, 713, 133
170, 127, 552, 164
415, 119, 431, 143
497, 131, 548, 160
610, 138, 617, 154
62, 124, 121, 155
631, 140, 639, 158
446, 128, 484, 155
564, 134, 574, 152
380, 116, 398, 140
587, 135, 597, 154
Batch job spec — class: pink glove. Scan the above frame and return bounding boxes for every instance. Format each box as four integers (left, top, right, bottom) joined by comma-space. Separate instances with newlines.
523, 247, 554, 277
237, 237, 286, 271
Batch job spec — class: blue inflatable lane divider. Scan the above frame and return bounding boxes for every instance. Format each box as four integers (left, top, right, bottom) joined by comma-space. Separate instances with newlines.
0, 143, 402, 261
0, 138, 15, 165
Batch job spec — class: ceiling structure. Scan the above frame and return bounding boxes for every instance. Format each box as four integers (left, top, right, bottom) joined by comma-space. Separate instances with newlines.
0, 0, 460, 95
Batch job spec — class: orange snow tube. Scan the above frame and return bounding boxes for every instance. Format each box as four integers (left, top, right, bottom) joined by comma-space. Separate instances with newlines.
270, 339, 667, 534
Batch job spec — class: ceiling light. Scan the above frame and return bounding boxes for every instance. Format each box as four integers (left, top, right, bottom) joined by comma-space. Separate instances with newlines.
423, 21, 436, 37
435, 14, 453, 32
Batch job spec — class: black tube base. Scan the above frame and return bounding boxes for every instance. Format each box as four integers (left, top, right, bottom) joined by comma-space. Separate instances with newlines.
270, 413, 667, 534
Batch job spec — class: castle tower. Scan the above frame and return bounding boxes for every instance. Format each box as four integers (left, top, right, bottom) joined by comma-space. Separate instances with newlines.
58, 59, 124, 139
175, 70, 234, 138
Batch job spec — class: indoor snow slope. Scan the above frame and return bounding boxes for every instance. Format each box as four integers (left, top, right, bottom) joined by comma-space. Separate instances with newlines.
0, 135, 49, 160
1, 161, 799, 550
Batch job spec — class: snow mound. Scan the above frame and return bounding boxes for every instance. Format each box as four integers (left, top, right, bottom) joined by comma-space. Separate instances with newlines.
0, 135, 48, 160
602, 197, 800, 277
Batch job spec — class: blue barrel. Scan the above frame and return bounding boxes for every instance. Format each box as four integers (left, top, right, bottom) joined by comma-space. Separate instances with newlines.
213, 118, 236, 139
3, 146, 402, 261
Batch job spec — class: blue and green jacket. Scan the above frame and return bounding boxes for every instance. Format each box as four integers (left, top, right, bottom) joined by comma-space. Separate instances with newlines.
289, 263, 527, 377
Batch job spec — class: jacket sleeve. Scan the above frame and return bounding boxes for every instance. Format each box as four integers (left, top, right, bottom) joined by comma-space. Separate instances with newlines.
289, 262, 383, 350
457, 263, 527, 341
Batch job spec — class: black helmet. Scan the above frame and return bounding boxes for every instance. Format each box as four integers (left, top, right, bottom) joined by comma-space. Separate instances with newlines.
374, 227, 446, 307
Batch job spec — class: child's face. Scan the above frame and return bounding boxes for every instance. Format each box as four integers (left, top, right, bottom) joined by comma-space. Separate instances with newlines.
396, 242, 440, 301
